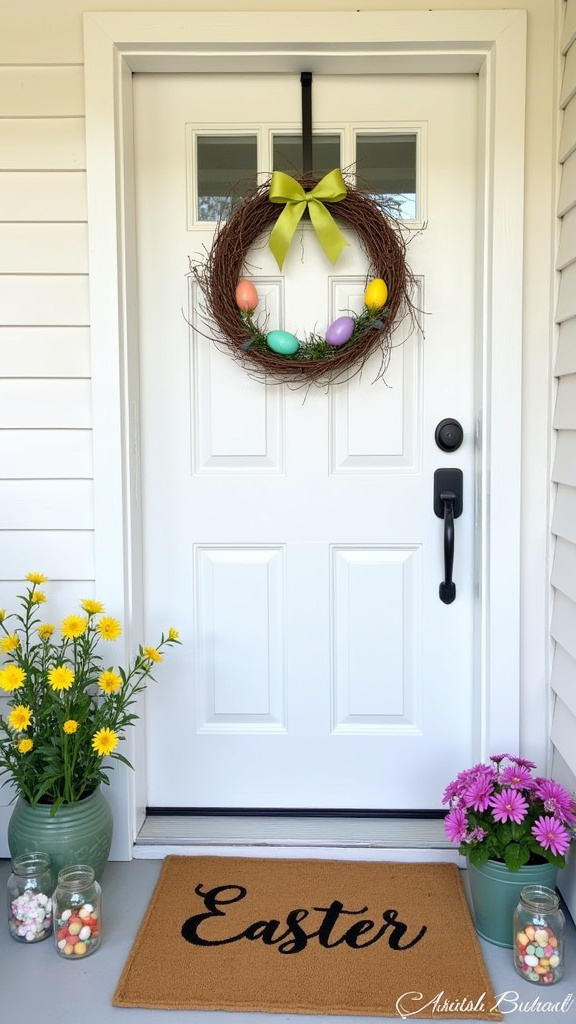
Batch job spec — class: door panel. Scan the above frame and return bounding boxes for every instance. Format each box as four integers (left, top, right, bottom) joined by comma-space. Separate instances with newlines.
133, 72, 477, 809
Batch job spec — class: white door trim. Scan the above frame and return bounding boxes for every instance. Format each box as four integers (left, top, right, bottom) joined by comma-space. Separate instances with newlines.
82, 10, 527, 859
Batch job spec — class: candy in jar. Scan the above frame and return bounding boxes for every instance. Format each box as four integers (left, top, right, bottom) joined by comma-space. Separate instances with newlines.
7, 852, 53, 942
513, 884, 565, 984
53, 864, 102, 958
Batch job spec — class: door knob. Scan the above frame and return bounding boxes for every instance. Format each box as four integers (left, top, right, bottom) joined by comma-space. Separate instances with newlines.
435, 418, 464, 452
433, 469, 463, 604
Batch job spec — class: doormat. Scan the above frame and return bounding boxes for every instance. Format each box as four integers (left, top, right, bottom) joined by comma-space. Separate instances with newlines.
113, 856, 501, 1019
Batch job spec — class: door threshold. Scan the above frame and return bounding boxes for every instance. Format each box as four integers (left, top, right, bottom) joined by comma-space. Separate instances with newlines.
134, 813, 456, 861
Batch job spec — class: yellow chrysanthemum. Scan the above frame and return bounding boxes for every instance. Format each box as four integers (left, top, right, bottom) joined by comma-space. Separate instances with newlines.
0, 665, 26, 692
7, 705, 32, 731
0, 634, 20, 652
60, 615, 88, 639
98, 670, 122, 694
63, 719, 79, 734
38, 623, 55, 640
30, 591, 47, 605
168, 627, 180, 641
0, 609, 6, 622
97, 616, 122, 641
18, 738, 33, 754
26, 572, 48, 585
47, 665, 74, 692
81, 599, 105, 615
143, 646, 163, 663
92, 727, 119, 757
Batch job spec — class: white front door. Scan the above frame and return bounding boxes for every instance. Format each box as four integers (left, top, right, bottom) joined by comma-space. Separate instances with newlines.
133, 71, 477, 810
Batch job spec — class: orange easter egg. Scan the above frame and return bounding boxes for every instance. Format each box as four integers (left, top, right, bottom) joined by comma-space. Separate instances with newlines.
235, 278, 258, 313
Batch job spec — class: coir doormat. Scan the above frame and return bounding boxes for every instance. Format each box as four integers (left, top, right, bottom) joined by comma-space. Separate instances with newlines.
113, 856, 501, 1019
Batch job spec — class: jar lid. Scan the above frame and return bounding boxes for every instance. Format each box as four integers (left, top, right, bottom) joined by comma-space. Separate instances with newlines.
519, 884, 560, 912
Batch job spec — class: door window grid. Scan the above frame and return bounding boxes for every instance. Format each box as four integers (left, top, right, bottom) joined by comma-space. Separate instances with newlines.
188, 124, 423, 227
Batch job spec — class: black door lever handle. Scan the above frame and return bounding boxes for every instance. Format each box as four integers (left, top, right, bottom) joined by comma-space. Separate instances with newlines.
434, 469, 463, 604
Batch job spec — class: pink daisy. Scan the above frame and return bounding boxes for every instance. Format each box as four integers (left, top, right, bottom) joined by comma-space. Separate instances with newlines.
500, 764, 535, 790
465, 773, 494, 812
535, 779, 576, 826
444, 806, 468, 844
489, 787, 529, 824
531, 816, 572, 857
509, 755, 537, 770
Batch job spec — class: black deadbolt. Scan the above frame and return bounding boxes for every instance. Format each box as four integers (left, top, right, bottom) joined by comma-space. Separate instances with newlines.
435, 418, 464, 452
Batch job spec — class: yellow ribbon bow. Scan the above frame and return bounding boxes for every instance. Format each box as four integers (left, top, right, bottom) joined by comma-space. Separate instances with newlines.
268, 168, 350, 270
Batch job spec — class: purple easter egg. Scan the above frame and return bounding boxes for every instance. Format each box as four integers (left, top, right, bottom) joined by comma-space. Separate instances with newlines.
325, 316, 355, 347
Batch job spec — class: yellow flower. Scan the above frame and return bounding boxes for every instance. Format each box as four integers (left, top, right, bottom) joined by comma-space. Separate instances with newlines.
26, 572, 48, 585
81, 599, 105, 615
18, 738, 33, 754
0, 609, 5, 622
63, 719, 79, 734
47, 665, 74, 691
0, 665, 26, 692
97, 616, 122, 641
143, 646, 162, 663
0, 634, 20, 652
30, 591, 47, 605
168, 627, 180, 641
38, 623, 55, 640
92, 728, 119, 756
61, 615, 88, 639
7, 705, 32, 731
98, 670, 121, 693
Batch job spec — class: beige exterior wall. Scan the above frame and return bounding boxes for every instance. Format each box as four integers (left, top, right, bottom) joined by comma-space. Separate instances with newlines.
0, 0, 570, 861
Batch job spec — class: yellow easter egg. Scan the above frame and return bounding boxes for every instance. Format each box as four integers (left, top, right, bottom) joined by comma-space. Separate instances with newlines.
364, 277, 388, 312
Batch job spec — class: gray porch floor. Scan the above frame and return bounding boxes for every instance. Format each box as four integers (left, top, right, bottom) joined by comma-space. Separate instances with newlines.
1, 857, 575, 1024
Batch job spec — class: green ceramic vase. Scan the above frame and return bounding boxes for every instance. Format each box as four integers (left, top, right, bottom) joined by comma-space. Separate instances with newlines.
7, 786, 113, 884
467, 858, 558, 947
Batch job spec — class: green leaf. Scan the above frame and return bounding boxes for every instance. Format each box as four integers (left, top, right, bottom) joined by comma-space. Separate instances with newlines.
503, 842, 530, 871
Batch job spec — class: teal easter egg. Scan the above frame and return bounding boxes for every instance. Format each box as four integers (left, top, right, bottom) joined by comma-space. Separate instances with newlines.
266, 330, 300, 355
326, 315, 355, 347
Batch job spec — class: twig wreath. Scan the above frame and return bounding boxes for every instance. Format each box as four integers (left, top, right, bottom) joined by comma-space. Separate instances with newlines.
189, 169, 417, 385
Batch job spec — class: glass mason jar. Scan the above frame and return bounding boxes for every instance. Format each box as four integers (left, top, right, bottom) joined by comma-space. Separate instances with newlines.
7, 851, 53, 942
513, 884, 565, 984
53, 864, 102, 958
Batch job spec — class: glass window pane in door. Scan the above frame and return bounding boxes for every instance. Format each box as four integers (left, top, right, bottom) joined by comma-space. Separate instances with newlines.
196, 135, 258, 221
356, 133, 417, 219
272, 134, 341, 178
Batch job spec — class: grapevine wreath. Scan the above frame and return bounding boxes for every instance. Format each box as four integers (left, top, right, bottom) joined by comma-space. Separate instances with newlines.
189, 169, 417, 386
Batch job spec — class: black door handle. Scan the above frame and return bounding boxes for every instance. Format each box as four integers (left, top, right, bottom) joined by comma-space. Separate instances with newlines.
434, 469, 463, 604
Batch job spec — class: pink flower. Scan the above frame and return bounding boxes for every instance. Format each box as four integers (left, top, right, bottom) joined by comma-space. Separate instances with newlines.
532, 816, 572, 857
535, 779, 576, 825
465, 773, 494, 812
489, 787, 529, 824
500, 765, 535, 790
490, 753, 509, 766
444, 806, 468, 844
510, 755, 537, 770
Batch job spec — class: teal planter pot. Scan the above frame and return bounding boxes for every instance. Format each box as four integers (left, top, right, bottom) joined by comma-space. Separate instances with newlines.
467, 858, 558, 947
7, 786, 113, 884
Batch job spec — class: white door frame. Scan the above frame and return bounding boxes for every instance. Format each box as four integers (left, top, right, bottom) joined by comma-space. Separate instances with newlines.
83, 10, 527, 859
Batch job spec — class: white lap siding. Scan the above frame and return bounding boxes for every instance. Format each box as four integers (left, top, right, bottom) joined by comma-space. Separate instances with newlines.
552, 0, 576, 921
0, 64, 94, 849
